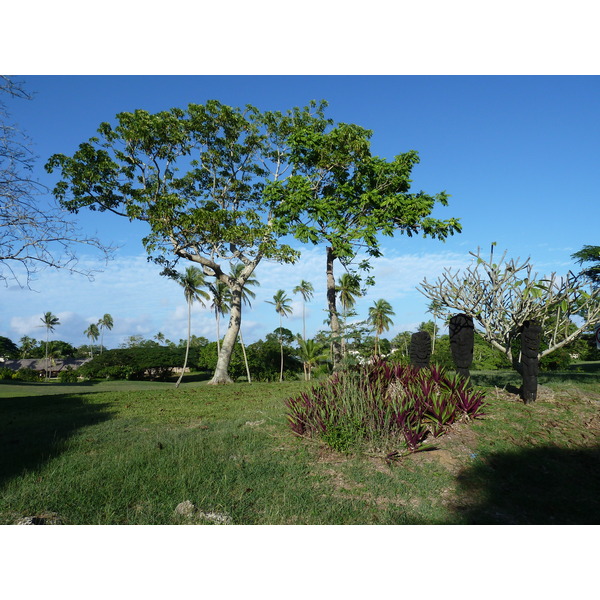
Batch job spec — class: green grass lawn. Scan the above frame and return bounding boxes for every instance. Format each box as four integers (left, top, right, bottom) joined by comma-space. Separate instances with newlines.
1, 370, 599, 525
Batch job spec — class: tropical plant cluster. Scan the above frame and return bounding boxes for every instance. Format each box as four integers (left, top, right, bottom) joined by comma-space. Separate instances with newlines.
285, 359, 486, 455
0, 367, 40, 382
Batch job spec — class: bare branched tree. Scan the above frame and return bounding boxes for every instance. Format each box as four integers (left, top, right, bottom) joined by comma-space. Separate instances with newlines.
0, 76, 112, 287
418, 246, 600, 373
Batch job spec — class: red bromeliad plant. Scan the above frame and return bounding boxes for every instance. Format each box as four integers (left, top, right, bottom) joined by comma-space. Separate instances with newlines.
284, 358, 486, 454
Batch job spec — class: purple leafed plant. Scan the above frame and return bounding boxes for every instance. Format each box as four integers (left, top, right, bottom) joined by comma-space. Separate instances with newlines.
284, 358, 486, 454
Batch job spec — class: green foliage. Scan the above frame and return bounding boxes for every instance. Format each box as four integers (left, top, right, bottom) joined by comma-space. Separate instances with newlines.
0, 336, 19, 358
12, 368, 40, 382
572, 244, 600, 286
286, 359, 486, 455
80, 347, 195, 381
0, 367, 14, 380
58, 367, 79, 383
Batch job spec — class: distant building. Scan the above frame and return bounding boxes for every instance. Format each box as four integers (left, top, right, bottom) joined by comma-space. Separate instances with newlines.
1, 358, 90, 378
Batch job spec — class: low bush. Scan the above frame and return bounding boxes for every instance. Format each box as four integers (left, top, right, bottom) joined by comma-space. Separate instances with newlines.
12, 368, 41, 382
0, 368, 14, 380
58, 367, 79, 383
285, 359, 486, 455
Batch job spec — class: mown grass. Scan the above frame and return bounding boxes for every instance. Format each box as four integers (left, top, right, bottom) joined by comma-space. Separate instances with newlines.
1, 369, 599, 525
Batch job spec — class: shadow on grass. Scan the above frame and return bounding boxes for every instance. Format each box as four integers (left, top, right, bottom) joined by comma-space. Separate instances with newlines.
0, 394, 114, 489
451, 445, 600, 524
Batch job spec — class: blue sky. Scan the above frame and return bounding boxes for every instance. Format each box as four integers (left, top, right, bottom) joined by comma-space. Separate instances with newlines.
2, 75, 599, 349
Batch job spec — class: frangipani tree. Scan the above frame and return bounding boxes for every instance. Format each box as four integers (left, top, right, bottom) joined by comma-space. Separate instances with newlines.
418, 246, 600, 377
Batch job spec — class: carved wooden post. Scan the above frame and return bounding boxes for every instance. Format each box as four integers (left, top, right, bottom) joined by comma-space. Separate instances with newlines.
449, 313, 474, 383
410, 331, 431, 369
521, 319, 542, 404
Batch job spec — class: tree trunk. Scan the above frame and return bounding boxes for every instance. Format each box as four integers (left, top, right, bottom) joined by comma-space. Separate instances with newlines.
215, 310, 221, 356
45, 332, 49, 381
175, 300, 191, 388
239, 327, 251, 383
326, 246, 342, 369
209, 286, 242, 384
302, 302, 306, 342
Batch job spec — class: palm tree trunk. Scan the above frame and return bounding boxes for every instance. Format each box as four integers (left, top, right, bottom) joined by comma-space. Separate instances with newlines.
302, 302, 306, 342
175, 300, 191, 388
45, 330, 49, 381
326, 246, 342, 369
279, 313, 284, 383
239, 327, 251, 383
215, 310, 221, 356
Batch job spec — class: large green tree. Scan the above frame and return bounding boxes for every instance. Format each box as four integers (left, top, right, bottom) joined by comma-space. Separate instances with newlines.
46, 100, 333, 384
269, 117, 461, 368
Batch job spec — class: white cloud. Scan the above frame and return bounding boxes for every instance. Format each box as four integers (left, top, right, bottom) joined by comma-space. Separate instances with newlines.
1, 243, 479, 347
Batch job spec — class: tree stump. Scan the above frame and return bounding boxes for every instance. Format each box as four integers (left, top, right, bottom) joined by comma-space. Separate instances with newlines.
410, 331, 431, 369
521, 319, 542, 404
449, 313, 474, 383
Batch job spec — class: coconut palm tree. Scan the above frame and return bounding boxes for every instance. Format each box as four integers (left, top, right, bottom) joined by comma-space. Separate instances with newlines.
426, 299, 444, 354
175, 266, 210, 388
296, 336, 329, 381
230, 263, 260, 383
19, 335, 37, 359
97, 313, 113, 354
368, 299, 395, 356
84, 323, 100, 357
208, 281, 231, 356
293, 280, 314, 342
40, 311, 60, 380
266, 289, 293, 382
336, 273, 361, 358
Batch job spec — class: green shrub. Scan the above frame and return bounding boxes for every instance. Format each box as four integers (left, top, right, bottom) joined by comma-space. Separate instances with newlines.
0, 367, 14, 380
285, 359, 486, 455
12, 368, 41, 382
58, 367, 79, 383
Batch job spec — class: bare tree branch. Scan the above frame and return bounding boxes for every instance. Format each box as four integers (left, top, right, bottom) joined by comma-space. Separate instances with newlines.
0, 76, 113, 287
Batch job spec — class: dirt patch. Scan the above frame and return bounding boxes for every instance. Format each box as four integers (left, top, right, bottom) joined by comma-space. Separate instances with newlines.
407, 420, 481, 474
